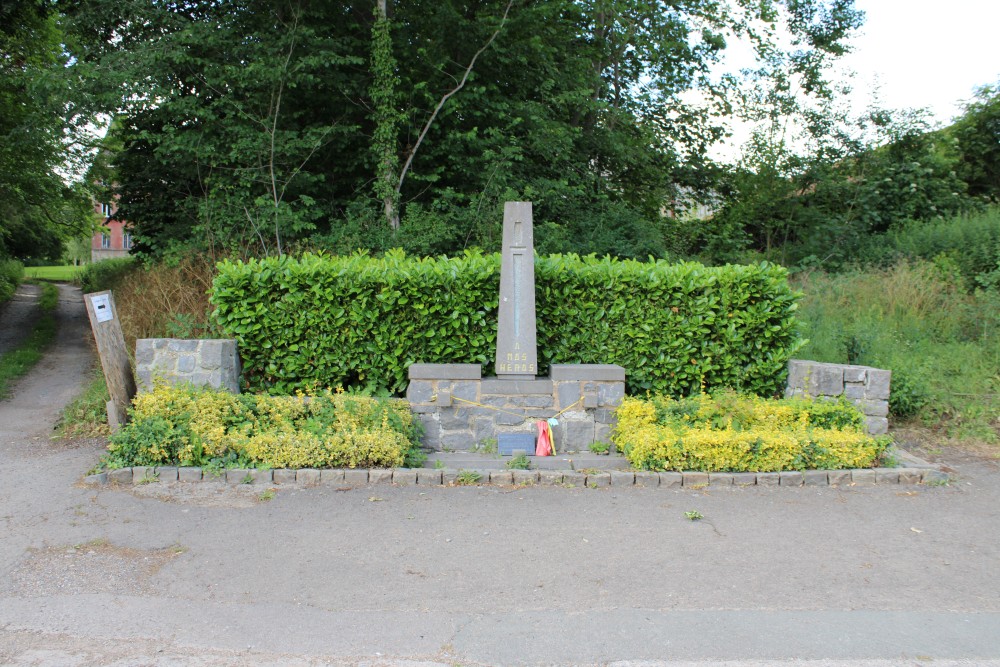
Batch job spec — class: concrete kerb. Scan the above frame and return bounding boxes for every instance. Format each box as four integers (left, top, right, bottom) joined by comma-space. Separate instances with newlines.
84, 463, 950, 489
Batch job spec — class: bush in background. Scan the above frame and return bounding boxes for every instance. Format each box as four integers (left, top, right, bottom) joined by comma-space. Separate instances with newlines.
102, 383, 420, 470
79, 257, 136, 293
613, 391, 890, 472
0, 259, 24, 303
212, 251, 804, 397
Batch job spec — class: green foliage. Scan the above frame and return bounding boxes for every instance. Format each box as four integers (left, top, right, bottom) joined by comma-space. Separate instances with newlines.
0, 288, 58, 397
455, 470, 482, 485
56, 370, 112, 438
0, 259, 23, 302
794, 259, 999, 441
211, 251, 803, 397
101, 383, 419, 470
614, 391, 890, 472
506, 454, 531, 470
79, 257, 136, 293
953, 82, 1000, 202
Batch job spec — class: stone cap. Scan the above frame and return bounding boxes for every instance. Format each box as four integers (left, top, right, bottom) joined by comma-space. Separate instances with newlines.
549, 364, 625, 382
408, 363, 482, 380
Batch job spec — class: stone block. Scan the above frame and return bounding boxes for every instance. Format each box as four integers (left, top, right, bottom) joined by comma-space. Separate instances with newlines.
898, 469, 923, 485
84, 472, 107, 485
409, 363, 482, 380
417, 469, 443, 485
813, 364, 844, 396
549, 364, 626, 382
659, 472, 683, 488
922, 469, 949, 485
451, 381, 479, 402
108, 468, 133, 485
489, 471, 514, 485
342, 469, 367, 485
155, 466, 178, 482
136, 340, 156, 364
780, 471, 803, 487
406, 381, 434, 404
391, 469, 417, 486
851, 469, 876, 486
844, 384, 866, 399
510, 395, 554, 408
441, 430, 473, 450
757, 472, 780, 487
272, 469, 296, 484
634, 472, 659, 487
709, 473, 733, 486
682, 472, 709, 488
803, 470, 828, 487
368, 469, 392, 484
297, 469, 321, 486
610, 470, 634, 487
866, 369, 892, 400
865, 416, 889, 435
168, 339, 199, 352
226, 468, 251, 484
440, 410, 472, 430
560, 471, 585, 487
875, 468, 899, 484
177, 356, 196, 373
512, 469, 539, 485
582, 392, 599, 409
321, 469, 345, 484
554, 419, 595, 452
732, 472, 757, 487
495, 411, 527, 426
863, 400, 889, 417
586, 472, 611, 488
843, 366, 868, 383
598, 382, 626, 407
538, 470, 563, 486
593, 408, 617, 424
249, 469, 271, 484
557, 383, 582, 411
417, 414, 441, 450
133, 466, 158, 484
481, 379, 553, 395
594, 423, 613, 445
828, 470, 852, 486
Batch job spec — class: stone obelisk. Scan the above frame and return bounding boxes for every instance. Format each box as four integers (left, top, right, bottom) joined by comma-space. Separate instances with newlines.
495, 201, 537, 380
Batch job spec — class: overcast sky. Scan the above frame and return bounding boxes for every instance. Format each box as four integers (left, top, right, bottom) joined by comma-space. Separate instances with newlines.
837, 0, 999, 124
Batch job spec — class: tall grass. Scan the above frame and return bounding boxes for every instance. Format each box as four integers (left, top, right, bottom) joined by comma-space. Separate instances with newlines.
0, 259, 24, 303
794, 260, 999, 443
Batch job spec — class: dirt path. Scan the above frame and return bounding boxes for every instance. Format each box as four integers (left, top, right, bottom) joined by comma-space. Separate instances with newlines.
0, 283, 42, 356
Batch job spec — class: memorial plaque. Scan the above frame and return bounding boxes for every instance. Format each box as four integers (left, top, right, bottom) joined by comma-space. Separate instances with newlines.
496, 201, 537, 379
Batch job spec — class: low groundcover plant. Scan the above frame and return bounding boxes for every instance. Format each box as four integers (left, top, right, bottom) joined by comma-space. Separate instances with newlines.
101, 382, 420, 470
612, 390, 892, 472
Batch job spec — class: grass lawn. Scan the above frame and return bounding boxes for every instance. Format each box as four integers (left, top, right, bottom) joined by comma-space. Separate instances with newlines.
24, 265, 83, 281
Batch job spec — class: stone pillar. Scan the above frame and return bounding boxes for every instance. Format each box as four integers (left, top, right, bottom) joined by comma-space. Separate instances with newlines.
135, 339, 241, 393
785, 359, 891, 435
495, 201, 537, 380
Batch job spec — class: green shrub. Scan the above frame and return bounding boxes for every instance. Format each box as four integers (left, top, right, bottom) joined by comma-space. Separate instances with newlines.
101, 383, 420, 470
211, 251, 804, 397
0, 259, 24, 303
79, 257, 136, 293
613, 392, 891, 472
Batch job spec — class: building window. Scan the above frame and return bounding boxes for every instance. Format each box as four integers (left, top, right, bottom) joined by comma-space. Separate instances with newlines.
123, 232, 132, 249
101, 203, 113, 217
101, 233, 111, 249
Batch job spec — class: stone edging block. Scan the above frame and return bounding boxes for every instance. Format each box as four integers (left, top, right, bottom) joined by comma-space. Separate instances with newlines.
83, 466, 950, 489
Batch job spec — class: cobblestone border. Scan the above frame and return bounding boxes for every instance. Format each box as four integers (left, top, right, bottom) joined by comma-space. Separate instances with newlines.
83, 465, 950, 488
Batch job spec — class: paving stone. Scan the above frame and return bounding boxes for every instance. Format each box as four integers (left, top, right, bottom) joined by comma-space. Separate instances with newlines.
297, 469, 322, 486
828, 470, 852, 486
417, 469, 443, 485
249, 469, 272, 483
609, 470, 634, 487
512, 469, 538, 485
108, 468, 133, 485
708, 473, 733, 486
441, 469, 460, 485
898, 469, 923, 485
803, 470, 828, 486
177, 467, 202, 482
226, 468, 252, 484
780, 471, 804, 487
320, 469, 345, 484
757, 472, 780, 487
851, 469, 876, 486
659, 472, 683, 488
586, 472, 611, 487
537, 470, 563, 486
633, 471, 659, 487
561, 471, 585, 487
133, 467, 158, 484
731, 472, 757, 487
84, 472, 107, 485
922, 469, 950, 485
367, 469, 392, 484
272, 469, 296, 484
341, 469, 367, 485
155, 466, 178, 482
682, 472, 709, 488
392, 469, 417, 486
489, 470, 514, 485
875, 468, 900, 484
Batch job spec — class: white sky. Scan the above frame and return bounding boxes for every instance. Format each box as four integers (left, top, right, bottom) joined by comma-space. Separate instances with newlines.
840, 0, 1000, 125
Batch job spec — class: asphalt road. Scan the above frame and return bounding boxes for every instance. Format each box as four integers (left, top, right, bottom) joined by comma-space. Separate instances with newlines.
1, 285, 998, 666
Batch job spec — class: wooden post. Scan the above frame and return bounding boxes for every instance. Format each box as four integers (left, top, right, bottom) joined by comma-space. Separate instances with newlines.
84, 290, 136, 431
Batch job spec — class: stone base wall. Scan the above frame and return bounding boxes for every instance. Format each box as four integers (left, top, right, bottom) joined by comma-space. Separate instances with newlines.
406, 363, 625, 453
785, 359, 891, 435
136, 339, 241, 393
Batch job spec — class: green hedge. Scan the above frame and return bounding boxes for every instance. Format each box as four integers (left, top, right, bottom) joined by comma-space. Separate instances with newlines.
211, 251, 804, 396
79, 257, 136, 293
0, 259, 23, 303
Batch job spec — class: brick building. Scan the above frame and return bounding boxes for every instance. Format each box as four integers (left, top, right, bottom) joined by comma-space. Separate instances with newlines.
91, 200, 132, 262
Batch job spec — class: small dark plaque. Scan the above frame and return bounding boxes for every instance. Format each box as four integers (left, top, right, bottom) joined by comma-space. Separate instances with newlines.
498, 433, 536, 456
